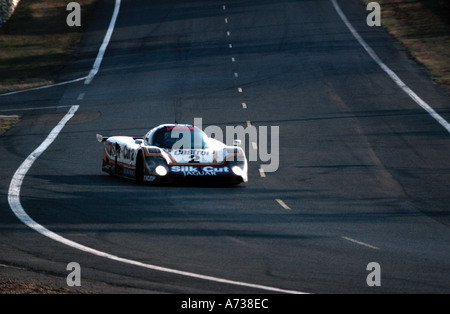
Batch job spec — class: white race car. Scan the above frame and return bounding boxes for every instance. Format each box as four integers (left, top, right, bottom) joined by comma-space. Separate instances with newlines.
97, 124, 248, 184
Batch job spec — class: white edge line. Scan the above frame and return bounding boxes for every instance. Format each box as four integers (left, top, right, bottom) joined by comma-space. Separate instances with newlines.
0, 77, 87, 97
7, 106, 306, 294
84, 0, 121, 84
0, 105, 73, 113
331, 0, 450, 134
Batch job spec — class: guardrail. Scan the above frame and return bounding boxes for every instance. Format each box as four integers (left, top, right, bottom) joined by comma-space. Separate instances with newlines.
0, 0, 20, 27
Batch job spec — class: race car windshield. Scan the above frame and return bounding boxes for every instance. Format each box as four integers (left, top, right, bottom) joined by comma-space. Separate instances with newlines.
153, 126, 209, 149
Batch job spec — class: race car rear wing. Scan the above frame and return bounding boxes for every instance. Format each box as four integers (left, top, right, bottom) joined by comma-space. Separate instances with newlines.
96, 134, 143, 143
96, 134, 108, 142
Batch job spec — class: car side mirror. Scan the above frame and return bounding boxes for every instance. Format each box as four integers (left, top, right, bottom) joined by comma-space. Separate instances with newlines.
135, 139, 143, 145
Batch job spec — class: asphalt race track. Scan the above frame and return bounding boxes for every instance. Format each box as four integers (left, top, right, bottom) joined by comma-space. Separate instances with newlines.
1, 0, 450, 294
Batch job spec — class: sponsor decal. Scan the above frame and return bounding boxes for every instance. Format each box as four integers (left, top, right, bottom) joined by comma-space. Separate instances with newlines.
146, 147, 161, 154
105, 141, 135, 161
122, 146, 134, 161
144, 175, 156, 182
171, 149, 210, 156
165, 125, 195, 131
171, 166, 229, 176
163, 148, 212, 163
123, 168, 135, 177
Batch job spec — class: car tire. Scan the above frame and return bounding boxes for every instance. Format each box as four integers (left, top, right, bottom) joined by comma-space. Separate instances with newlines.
136, 151, 144, 183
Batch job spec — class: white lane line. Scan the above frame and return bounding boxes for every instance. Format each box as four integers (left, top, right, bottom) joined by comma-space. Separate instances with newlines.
238, 87, 243, 93
222, 5, 226, 10
85, 0, 121, 84
7, 112, 305, 294
225, 18, 228, 24
259, 168, 266, 177
342, 236, 379, 250
0, 105, 73, 113
231, 57, 235, 62
331, 0, 450, 134
251, 141, 258, 150
246, 120, 252, 127
229, 44, 233, 48
242, 102, 247, 109
0, 77, 87, 97
227, 31, 231, 36
276, 199, 291, 210
234, 72, 239, 78
77, 93, 85, 100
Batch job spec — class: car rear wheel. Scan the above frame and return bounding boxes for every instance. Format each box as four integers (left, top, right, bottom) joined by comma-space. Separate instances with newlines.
136, 151, 144, 183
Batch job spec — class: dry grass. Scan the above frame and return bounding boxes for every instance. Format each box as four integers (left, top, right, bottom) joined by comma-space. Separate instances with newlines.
368, 0, 450, 89
0, 0, 97, 92
0, 115, 20, 135
0, 279, 92, 294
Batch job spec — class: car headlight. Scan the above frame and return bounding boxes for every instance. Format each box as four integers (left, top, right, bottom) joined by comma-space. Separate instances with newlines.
231, 166, 244, 176
155, 165, 168, 176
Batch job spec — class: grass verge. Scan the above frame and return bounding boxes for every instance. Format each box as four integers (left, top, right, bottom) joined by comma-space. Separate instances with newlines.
364, 0, 450, 90
0, 0, 97, 93
0, 115, 20, 135
0, 279, 91, 294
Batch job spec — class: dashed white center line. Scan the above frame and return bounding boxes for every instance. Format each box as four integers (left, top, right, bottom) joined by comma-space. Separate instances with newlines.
342, 236, 379, 250
77, 93, 85, 100
222, 3, 261, 183
276, 199, 291, 210
258, 168, 266, 178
